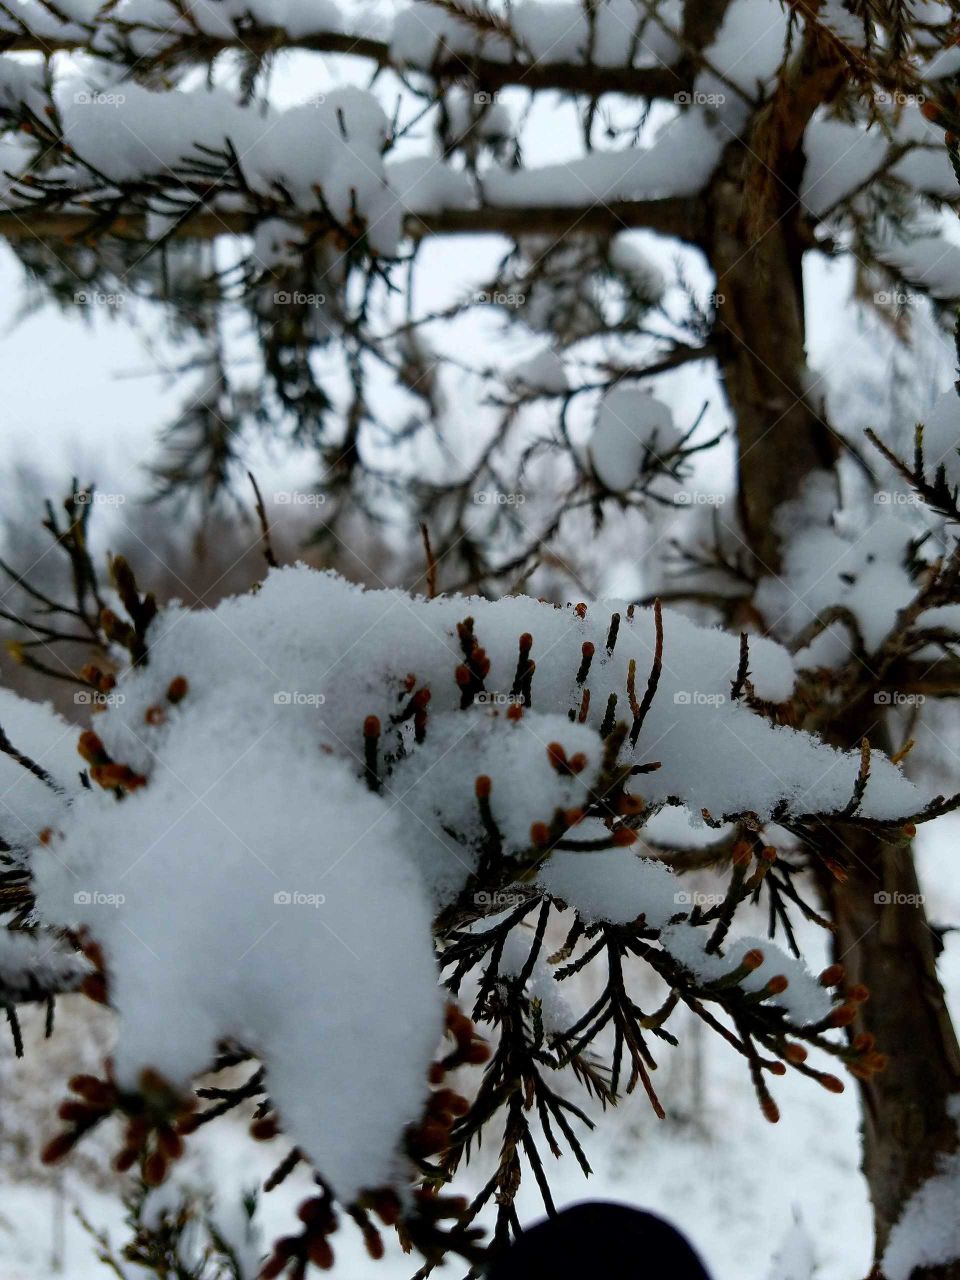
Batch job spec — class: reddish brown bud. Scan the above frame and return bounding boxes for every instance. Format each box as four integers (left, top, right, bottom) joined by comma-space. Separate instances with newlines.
742, 948, 764, 971
574, 603, 587, 619
58, 1100, 93, 1123
731, 841, 752, 866
250, 1116, 280, 1141
409, 1120, 450, 1156
530, 822, 551, 848
308, 1238, 335, 1269
784, 1043, 807, 1065
81, 973, 108, 1005
68, 1073, 100, 1094
363, 1226, 385, 1260
157, 1127, 184, 1160
846, 984, 870, 1003
819, 964, 845, 987
819, 1073, 845, 1094
77, 730, 107, 765
143, 1151, 168, 1186
166, 676, 188, 704
766, 975, 789, 995
761, 1098, 780, 1123
363, 715, 380, 738
546, 742, 568, 772
612, 827, 638, 847
852, 1032, 876, 1053
41, 1131, 77, 1164
145, 705, 166, 726
830, 1003, 857, 1027
568, 752, 588, 774
465, 1039, 491, 1064
455, 664, 472, 687
506, 703, 524, 721
368, 1191, 402, 1226
475, 775, 492, 799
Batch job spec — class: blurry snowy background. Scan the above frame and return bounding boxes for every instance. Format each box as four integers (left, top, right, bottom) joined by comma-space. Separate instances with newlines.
0, 2, 958, 1278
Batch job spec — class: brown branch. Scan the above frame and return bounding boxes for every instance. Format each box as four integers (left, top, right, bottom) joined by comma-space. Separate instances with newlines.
0, 26, 683, 100
0, 196, 702, 245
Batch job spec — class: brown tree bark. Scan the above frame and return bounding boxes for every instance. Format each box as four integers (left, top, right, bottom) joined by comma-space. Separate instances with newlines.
704, 120, 960, 1274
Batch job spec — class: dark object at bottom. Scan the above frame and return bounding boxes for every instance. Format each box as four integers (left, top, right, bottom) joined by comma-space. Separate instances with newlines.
486, 1201, 713, 1279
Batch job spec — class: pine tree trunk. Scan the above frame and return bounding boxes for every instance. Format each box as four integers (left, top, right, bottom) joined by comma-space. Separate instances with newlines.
705, 142, 960, 1275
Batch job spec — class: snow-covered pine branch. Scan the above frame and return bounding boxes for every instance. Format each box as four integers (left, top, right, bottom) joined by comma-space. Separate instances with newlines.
0, 540, 944, 1269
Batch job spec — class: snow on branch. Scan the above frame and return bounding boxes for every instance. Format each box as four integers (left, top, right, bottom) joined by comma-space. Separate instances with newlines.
0, 522, 941, 1267
0, 0, 684, 99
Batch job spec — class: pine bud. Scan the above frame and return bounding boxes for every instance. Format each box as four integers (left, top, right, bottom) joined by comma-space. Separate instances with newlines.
41, 1131, 77, 1164
530, 822, 551, 848
166, 676, 188, 704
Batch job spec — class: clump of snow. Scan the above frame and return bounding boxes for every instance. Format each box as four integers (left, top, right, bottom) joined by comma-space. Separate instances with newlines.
883, 1096, 960, 1280
9, 565, 927, 1196
588, 388, 681, 491
508, 348, 568, 394
483, 109, 724, 206
801, 116, 887, 216
755, 473, 917, 664
540, 849, 679, 928
33, 753, 443, 1202
879, 238, 960, 301
659, 924, 832, 1026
